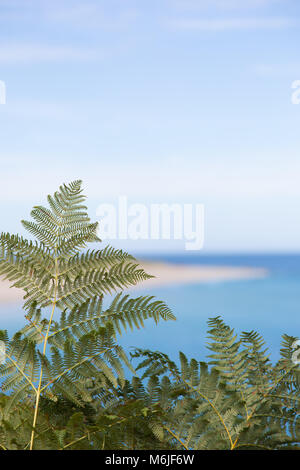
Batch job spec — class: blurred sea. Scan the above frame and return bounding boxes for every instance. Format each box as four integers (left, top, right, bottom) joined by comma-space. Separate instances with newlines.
1, 254, 300, 364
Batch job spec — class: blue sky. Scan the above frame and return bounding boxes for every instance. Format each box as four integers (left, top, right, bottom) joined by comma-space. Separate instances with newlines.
0, 0, 300, 253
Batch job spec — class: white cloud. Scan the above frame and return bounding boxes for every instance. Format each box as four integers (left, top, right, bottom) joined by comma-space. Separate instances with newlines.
0, 1, 139, 31
171, 0, 283, 10
2, 100, 84, 121
1, 154, 300, 202
45, 2, 139, 30
254, 63, 300, 77
166, 16, 298, 31
0, 0, 34, 5
0, 43, 102, 64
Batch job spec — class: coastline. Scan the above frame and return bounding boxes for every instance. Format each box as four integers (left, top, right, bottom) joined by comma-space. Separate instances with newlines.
134, 260, 268, 290
0, 262, 268, 304
0, 279, 24, 304
0, 278, 24, 304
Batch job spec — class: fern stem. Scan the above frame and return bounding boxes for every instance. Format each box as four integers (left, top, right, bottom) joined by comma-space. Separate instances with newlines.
4, 353, 37, 393
181, 377, 234, 449
163, 426, 189, 450
61, 417, 127, 450
40, 347, 115, 392
233, 443, 272, 450
29, 246, 59, 450
24, 315, 45, 340
230, 366, 296, 450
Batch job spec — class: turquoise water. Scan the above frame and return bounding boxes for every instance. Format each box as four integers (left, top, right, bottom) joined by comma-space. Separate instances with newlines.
1, 255, 300, 364
118, 254, 300, 363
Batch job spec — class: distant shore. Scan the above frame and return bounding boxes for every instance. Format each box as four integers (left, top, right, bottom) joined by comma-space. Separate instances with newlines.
0, 261, 268, 304
0, 279, 24, 304
134, 260, 268, 290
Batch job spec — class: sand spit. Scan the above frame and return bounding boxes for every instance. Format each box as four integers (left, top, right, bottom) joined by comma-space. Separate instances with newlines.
0, 261, 268, 303
134, 260, 268, 290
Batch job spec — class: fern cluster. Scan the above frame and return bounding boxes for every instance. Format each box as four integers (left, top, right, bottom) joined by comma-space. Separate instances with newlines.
0, 180, 299, 450
130, 318, 300, 450
0, 180, 174, 450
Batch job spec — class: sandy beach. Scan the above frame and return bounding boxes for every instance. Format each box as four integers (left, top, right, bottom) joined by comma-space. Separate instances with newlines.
135, 261, 268, 290
0, 261, 268, 304
0, 279, 24, 304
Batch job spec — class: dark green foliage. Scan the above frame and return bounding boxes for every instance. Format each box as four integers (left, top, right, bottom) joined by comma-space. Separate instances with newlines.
0, 181, 299, 450
131, 318, 300, 450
